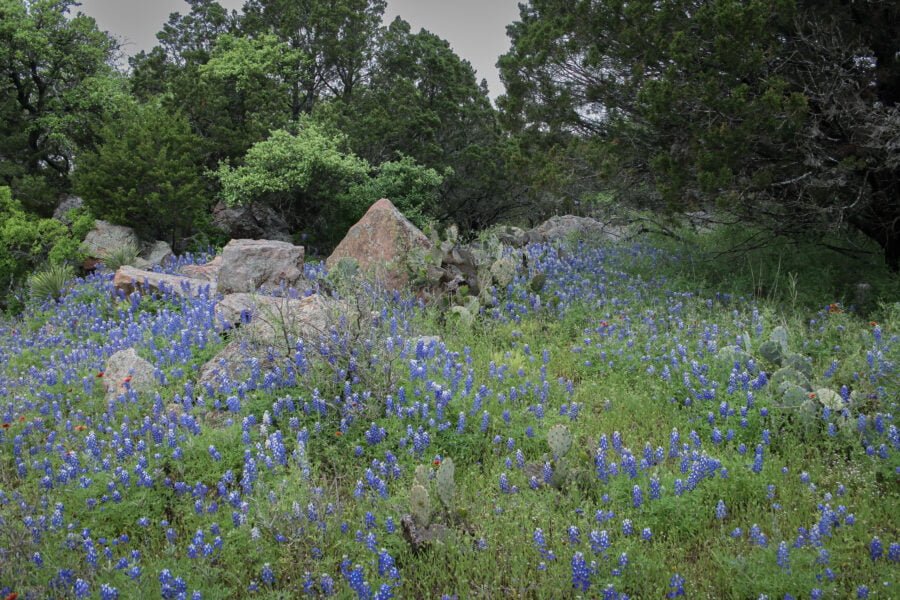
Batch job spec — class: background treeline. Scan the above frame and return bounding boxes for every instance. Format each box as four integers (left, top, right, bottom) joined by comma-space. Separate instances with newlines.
1, 0, 898, 305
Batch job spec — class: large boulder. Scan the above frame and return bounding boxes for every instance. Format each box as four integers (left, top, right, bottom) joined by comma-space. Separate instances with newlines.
326, 198, 431, 291
143, 241, 174, 267
81, 220, 140, 260
212, 201, 293, 243
199, 293, 337, 391
114, 265, 217, 298
214, 292, 335, 335
103, 348, 156, 401
526, 215, 626, 244
217, 239, 306, 294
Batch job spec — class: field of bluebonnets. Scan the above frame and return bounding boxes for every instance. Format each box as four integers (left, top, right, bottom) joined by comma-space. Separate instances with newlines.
1, 229, 898, 599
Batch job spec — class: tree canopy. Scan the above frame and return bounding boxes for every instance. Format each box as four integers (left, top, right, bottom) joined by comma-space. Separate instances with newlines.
499, 0, 900, 269
0, 0, 117, 213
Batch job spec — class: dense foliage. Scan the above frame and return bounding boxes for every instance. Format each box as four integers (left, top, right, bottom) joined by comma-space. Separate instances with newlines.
213, 120, 444, 246
0, 0, 117, 213
74, 100, 209, 248
499, 0, 900, 269
0, 186, 93, 310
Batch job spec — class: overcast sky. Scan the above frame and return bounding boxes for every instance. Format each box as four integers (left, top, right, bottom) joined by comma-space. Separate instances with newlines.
74, 0, 520, 99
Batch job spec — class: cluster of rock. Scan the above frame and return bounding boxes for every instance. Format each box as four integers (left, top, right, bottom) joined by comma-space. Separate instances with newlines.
497, 215, 626, 247
81, 220, 174, 271
101, 198, 623, 413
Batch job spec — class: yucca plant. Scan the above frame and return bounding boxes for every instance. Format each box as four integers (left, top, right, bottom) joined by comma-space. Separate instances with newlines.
102, 243, 141, 271
28, 263, 75, 302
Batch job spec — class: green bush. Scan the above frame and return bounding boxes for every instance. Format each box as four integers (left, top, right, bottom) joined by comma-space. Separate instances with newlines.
215, 117, 445, 248
0, 186, 93, 311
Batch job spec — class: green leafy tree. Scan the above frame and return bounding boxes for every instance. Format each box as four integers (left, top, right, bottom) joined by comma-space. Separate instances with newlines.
323, 18, 518, 230
240, 0, 387, 112
130, 1, 256, 169
0, 0, 117, 214
347, 155, 446, 229
215, 119, 370, 246
500, 0, 900, 269
215, 118, 444, 246
73, 101, 209, 247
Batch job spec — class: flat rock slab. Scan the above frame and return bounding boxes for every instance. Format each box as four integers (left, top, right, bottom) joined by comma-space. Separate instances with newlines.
326, 198, 431, 291
114, 265, 217, 298
217, 239, 305, 294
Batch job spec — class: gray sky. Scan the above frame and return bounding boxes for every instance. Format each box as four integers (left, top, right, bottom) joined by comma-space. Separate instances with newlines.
74, 0, 520, 98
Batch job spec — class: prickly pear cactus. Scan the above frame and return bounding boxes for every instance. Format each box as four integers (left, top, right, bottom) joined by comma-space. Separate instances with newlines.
779, 383, 809, 409
529, 273, 547, 293
770, 367, 810, 390
547, 424, 573, 458
414, 464, 430, 488
410, 484, 432, 527
490, 257, 517, 288
449, 305, 475, 327
783, 352, 813, 378
758, 340, 783, 365
770, 326, 789, 352
813, 388, 843, 411
435, 457, 456, 508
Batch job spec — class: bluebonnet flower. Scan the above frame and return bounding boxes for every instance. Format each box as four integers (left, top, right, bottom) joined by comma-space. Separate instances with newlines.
650, 477, 661, 500
632, 485, 643, 508
667, 573, 685, 598
716, 500, 727, 520
777, 541, 790, 571
499, 472, 510, 493
571, 551, 590, 592
641, 527, 652, 541
622, 519, 633, 536
870, 536, 883, 561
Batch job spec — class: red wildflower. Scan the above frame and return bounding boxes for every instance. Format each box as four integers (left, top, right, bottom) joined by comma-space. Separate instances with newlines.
96, 371, 104, 378
18, 415, 25, 422
335, 431, 342, 437
123, 376, 132, 383
433, 459, 441, 466
5, 592, 19, 600
1, 423, 9, 429
808, 393, 817, 399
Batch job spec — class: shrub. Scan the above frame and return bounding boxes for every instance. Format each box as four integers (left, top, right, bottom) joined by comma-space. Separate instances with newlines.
101, 243, 141, 271
28, 263, 76, 302
0, 186, 93, 311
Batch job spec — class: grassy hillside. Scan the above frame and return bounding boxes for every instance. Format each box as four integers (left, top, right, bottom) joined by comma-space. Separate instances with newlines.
0, 233, 897, 599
